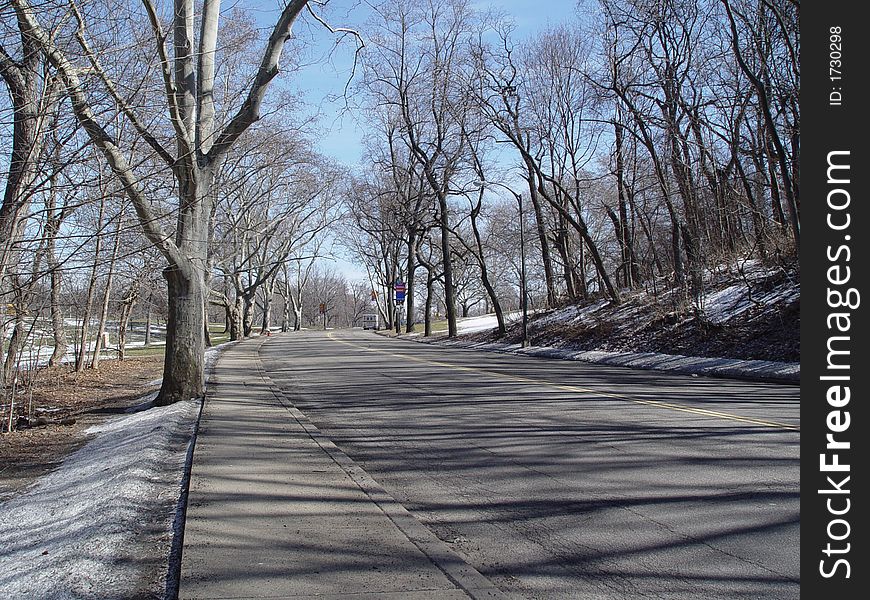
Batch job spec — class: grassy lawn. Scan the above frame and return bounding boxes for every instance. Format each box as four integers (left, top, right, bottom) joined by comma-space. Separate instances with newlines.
122, 345, 166, 358
421, 319, 449, 334
208, 323, 231, 345
97, 323, 228, 358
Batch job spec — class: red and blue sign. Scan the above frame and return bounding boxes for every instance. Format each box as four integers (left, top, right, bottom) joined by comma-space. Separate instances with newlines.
394, 280, 407, 304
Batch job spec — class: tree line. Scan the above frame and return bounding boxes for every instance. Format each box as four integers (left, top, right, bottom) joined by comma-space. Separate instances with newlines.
1, 0, 365, 417
343, 0, 798, 338
2, 0, 799, 415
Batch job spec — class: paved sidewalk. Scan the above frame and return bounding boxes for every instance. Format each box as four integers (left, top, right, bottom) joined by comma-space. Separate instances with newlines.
179, 337, 503, 599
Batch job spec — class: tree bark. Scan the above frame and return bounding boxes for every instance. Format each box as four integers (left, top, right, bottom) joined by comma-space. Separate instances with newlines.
117, 282, 139, 362
260, 275, 276, 334
404, 235, 417, 333
158, 262, 206, 405
522, 158, 556, 307
614, 119, 637, 288
45, 169, 68, 367
423, 268, 434, 337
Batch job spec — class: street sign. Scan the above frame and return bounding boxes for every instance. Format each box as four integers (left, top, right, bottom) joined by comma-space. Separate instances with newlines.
394, 280, 406, 304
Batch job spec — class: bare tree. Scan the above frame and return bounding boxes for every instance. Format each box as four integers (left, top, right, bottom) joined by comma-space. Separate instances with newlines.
12, 0, 353, 403
363, 0, 485, 337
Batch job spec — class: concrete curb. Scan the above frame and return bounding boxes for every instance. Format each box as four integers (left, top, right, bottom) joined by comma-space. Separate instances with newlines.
254, 337, 505, 599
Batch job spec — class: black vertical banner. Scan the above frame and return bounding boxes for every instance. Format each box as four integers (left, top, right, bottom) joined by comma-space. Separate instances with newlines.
802, 2, 867, 597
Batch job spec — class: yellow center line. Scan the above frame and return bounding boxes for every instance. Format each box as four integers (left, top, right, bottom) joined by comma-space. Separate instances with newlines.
327, 333, 799, 431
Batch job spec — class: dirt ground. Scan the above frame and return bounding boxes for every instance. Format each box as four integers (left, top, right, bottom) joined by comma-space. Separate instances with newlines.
0, 356, 163, 500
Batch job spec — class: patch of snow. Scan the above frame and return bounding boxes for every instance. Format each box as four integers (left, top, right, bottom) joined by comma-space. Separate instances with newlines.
433, 338, 798, 383
122, 340, 167, 349
0, 339, 236, 599
0, 398, 198, 599
533, 299, 610, 328
456, 311, 521, 334
701, 278, 799, 325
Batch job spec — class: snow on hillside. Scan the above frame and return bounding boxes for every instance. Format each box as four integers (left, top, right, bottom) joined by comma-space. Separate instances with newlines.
0, 398, 197, 598
436, 260, 800, 381
456, 311, 523, 334
700, 262, 800, 325
527, 260, 799, 333
0, 343, 231, 599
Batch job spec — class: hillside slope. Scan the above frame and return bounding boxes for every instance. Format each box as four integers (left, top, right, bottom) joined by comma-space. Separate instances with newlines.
463, 259, 800, 365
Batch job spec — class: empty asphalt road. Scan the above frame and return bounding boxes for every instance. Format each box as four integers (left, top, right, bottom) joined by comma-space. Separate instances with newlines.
259, 329, 800, 599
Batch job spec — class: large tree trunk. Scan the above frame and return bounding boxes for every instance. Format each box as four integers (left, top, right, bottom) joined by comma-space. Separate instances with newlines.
281, 299, 290, 333
288, 290, 303, 332
228, 296, 243, 341
405, 236, 417, 333
0, 18, 43, 293
0, 24, 49, 389
260, 275, 276, 334
157, 262, 206, 405
242, 293, 255, 337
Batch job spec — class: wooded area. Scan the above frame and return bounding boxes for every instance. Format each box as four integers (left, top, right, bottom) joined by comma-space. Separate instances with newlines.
349, 0, 798, 337
2, 0, 799, 425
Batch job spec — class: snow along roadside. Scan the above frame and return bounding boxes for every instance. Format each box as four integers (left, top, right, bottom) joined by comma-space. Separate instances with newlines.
409, 336, 800, 384
0, 342, 235, 599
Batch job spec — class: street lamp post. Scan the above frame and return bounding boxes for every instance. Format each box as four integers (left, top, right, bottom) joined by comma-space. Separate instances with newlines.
475, 180, 529, 348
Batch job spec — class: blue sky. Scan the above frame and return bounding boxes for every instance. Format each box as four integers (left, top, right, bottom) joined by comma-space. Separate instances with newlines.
247, 1, 582, 280
283, 0, 582, 168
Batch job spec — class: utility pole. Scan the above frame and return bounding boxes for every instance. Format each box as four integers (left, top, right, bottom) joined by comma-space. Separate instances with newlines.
476, 180, 529, 348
